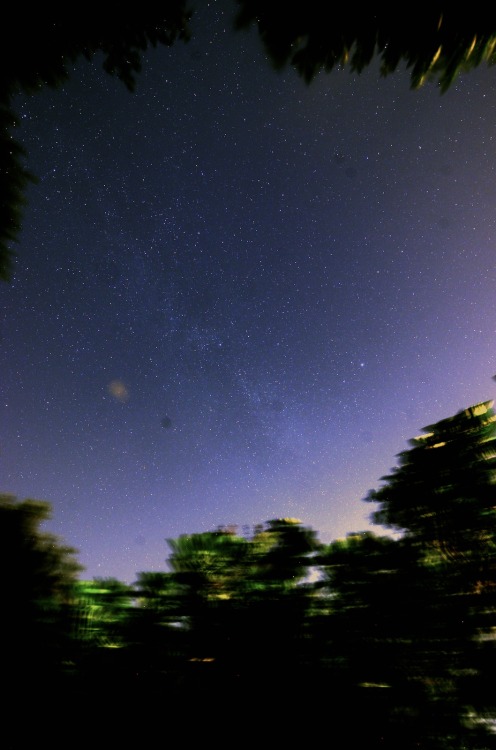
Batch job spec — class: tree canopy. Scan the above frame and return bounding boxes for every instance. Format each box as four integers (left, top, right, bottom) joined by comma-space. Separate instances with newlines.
0, 493, 82, 691
2, 5, 496, 282
366, 400, 496, 557
235, 6, 496, 90
2, 396, 496, 745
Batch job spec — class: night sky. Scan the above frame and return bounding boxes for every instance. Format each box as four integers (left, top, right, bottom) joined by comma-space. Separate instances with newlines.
2, 4, 496, 584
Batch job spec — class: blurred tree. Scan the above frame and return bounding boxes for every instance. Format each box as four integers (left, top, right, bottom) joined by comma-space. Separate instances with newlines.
73, 577, 134, 649
235, 5, 496, 91
239, 518, 321, 695
367, 400, 496, 561
128, 570, 188, 688
166, 527, 249, 679
361, 400, 496, 748
319, 531, 445, 749
68, 576, 140, 700
165, 519, 320, 696
0, 494, 82, 685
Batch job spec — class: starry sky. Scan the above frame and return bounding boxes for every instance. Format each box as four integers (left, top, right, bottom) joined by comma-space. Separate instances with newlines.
2, 4, 496, 584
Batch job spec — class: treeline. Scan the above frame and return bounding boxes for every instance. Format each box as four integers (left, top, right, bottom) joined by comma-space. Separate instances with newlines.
3, 400, 496, 748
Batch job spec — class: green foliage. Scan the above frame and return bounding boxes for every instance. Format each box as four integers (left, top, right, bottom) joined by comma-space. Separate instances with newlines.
353, 401, 496, 747
0, 493, 82, 602
2, 399, 496, 742
164, 520, 320, 690
366, 400, 496, 559
73, 577, 134, 648
318, 531, 436, 746
0, 494, 82, 687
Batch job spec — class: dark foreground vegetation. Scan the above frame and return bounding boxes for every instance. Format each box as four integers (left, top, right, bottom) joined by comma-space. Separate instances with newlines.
3, 399, 496, 747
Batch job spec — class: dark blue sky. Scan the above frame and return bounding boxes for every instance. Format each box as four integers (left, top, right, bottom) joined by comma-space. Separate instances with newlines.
2, 4, 496, 582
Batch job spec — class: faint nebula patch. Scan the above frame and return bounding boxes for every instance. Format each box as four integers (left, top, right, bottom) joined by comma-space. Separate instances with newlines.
107, 379, 129, 402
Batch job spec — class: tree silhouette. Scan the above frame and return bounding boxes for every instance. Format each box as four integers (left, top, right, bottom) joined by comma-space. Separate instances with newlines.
319, 531, 445, 748
164, 519, 319, 697
234, 518, 320, 693
361, 400, 496, 747
165, 526, 251, 690
367, 400, 496, 561
0, 494, 82, 699
3, 399, 496, 743
129, 570, 187, 685
235, 5, 496, 90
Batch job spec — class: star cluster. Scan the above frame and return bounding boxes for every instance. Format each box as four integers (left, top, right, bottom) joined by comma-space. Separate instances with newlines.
2, 4, 496, 582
